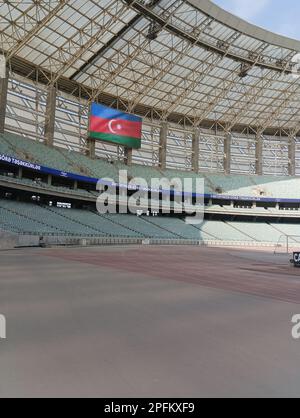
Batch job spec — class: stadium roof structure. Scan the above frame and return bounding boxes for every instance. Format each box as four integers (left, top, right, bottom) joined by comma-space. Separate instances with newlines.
1, 0, 300, 137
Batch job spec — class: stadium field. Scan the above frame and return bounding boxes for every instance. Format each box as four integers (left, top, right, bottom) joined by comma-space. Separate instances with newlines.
0, 245, 299, 398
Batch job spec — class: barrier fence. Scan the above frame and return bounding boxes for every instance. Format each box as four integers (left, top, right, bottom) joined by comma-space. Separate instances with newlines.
0, 231, 287, 250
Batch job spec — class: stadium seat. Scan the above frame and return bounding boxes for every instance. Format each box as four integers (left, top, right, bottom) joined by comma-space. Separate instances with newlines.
2, 131, 300, 201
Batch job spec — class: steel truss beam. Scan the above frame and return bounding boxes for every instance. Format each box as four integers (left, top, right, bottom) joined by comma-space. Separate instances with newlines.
127, 15, 215, 113
257, 80, 300, 134
125, 0, 299, 74
51, 1, 132, 84
224, 71, 283, 131
163, 32, 244, 119
6, 1, 68, 61
70, 0, 162, 81
87, 2, 187, 105
185, 38, 268, 128
0, 0, 299, 140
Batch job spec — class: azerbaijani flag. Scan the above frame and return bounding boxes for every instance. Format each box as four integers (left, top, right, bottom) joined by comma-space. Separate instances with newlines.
88, 103, 142, 149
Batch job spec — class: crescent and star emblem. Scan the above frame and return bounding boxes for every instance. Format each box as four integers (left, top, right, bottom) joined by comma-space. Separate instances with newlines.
108, 120, 122, 134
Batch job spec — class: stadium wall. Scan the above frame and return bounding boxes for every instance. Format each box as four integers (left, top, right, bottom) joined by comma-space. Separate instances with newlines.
0, 230, 18, 250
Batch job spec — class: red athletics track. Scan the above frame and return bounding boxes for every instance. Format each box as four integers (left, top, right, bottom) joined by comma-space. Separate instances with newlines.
44, 245, 300, 304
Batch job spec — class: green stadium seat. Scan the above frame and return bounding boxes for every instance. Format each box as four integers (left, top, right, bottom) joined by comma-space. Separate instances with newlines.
2, 131, 300, 200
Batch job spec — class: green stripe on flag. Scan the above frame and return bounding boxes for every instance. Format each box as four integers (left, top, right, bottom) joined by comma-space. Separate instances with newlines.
88, 131, 141, 149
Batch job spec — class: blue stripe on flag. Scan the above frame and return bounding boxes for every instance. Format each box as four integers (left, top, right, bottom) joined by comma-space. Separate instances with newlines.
91, 103, 142, 123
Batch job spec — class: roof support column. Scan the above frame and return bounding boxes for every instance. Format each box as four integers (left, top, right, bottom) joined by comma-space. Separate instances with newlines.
159, 121, 168, 170
192, 128, 200, 173
255, 132, 263, 175
224, 131, 231, 175
288, 135, 296, 176
124, 147, 132, 166
44, 85, 57, 147
87, 137, 96, 159
0, 58, 8, 134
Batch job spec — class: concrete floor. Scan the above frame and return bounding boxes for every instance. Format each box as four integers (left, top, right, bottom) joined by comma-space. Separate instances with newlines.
0, 245, 300, 398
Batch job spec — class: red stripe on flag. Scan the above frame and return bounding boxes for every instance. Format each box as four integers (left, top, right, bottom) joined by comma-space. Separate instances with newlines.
89, 115, 142, 139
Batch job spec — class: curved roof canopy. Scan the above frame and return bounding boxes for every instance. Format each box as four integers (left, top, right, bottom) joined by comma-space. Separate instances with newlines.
1, 0, 300, 134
